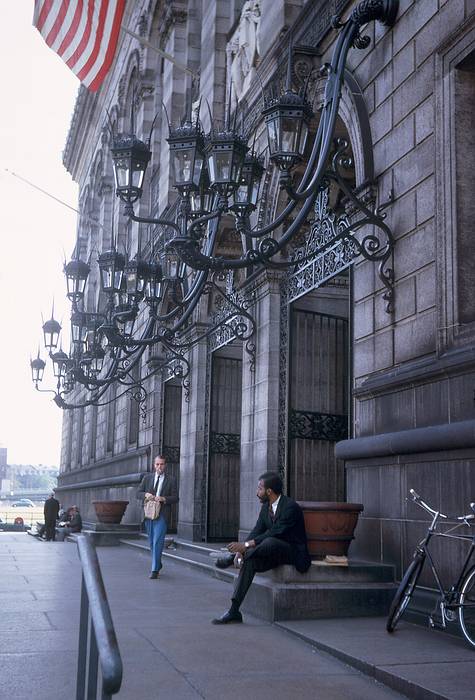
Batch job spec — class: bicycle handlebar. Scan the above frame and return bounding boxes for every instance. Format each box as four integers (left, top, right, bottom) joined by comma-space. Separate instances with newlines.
409, 489, 475, 521
409, 489, 448, 518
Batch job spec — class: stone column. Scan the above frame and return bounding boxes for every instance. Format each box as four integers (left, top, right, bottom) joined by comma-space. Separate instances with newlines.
239, 271, 283, 539
177, 330, 210, 540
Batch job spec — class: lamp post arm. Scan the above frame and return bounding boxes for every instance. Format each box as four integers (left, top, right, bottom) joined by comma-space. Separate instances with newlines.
123, 204, 181, 235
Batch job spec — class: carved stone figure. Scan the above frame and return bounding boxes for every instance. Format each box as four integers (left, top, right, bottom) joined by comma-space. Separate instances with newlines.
227, 1, 261, 100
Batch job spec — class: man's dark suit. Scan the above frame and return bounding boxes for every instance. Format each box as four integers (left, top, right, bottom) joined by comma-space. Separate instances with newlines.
232, 494, 311, 607
136, 471, 178, 573
43, 496, 60, 541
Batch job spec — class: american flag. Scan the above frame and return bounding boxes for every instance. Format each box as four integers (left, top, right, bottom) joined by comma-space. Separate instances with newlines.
33, 0, 126, 92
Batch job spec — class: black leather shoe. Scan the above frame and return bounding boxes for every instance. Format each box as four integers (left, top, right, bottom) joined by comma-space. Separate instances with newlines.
149, 571, 159, 579
211, 610, 243, 625
215, 554, 235, 569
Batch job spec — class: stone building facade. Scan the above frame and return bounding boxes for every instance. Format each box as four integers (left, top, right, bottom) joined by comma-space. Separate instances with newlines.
57, 0, 475, 603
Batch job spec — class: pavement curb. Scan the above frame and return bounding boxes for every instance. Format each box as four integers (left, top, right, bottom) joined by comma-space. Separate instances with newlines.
274, 622, 450, 700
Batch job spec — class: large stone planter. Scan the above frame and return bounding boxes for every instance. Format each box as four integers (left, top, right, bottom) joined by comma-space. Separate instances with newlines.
92, 500, 129, 524
297, 501, 364, 559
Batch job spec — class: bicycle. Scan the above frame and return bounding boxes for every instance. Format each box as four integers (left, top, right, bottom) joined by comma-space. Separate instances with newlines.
386, 489, 475, 648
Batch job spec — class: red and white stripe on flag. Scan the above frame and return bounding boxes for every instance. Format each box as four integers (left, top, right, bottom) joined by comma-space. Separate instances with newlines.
33, 0, 126, 92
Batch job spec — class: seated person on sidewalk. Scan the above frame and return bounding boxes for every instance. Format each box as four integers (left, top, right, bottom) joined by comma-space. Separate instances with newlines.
56, 505, 82, 539
212, 471, 311, 625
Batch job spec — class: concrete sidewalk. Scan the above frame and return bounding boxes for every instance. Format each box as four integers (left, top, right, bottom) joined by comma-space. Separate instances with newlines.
0, 533, 403, 700
0, 533, 473, 700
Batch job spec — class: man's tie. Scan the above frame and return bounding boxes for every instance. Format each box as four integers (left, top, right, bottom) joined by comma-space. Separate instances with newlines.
269, 506, 275, 523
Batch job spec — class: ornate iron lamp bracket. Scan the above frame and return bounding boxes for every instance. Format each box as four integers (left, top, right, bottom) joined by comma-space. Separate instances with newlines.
289, 140, 395, 312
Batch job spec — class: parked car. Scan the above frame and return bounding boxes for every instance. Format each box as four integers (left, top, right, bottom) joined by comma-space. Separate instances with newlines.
11, 499, 35, 507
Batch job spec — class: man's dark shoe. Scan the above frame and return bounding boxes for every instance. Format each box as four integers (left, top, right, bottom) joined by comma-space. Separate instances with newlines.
211, 610, 243, 625
215, 554, 235, 569
149, 571, 159, 579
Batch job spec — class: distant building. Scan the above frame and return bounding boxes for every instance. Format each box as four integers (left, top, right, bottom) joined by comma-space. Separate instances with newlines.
0, 447, 11, 494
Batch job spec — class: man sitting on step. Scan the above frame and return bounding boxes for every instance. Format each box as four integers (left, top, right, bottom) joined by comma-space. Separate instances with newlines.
212, 471, 311, 625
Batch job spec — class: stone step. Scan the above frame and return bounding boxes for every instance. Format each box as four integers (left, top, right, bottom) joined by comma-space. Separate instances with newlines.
120, 536, 397, 621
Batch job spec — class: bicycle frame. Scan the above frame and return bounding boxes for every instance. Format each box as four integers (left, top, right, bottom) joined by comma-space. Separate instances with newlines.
411, 502, 475, 627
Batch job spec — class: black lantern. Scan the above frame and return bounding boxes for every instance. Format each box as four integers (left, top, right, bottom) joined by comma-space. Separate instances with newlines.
71, 311, 88, 345
64, 258, 90, 301
145, 262, 164, 303
30, 353, 46, 383
189, 168, 214, 219
85, 317, 103, 353
98, 250, 125, 294
42, 314, 61, 351
88, 346, 105, 375
205, 130, 248, 195
167, 121, 205, 193
62, 369, 75, 393
162, 247, 181, 280
262, 90, 313, 170
111, 134, 151, 204
51, 349, 69, 379
231, 153, 265, 215
79, 351, 93, 377
124, 256, 150, 300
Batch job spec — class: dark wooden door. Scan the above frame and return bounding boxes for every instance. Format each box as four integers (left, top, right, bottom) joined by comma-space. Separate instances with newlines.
207, 356, 242, 540
288, 309, 348, 502
162, 382, 182, 533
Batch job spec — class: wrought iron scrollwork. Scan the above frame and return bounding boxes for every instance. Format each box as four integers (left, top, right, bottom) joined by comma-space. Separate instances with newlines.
162, 445, 180, 463
209, 432, 241, 455
287, 139, 395, 312
289, 409, 348, 442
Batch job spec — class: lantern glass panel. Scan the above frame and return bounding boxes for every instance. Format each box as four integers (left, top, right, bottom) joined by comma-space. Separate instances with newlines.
281, 117, 300, 154
193, 154, 204, 186
251, 179, 260, 206
114, 158, 129, 188
71, 319, 87, 344
209, 151, 232, 182
235, 183, 248, 204
173, 149, 193, 185
163, 252, 179, 279
132, 162, 146, 188
231, 153, 244, 183
299, 121, 309, 156
126, 271, 139, 295
52, 357, 65, 379
267, 117, 279, 154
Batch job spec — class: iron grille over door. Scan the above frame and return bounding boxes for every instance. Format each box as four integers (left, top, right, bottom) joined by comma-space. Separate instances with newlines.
162, 382, 182, 533
288, 309, 348, 502
208, 355, 242, 540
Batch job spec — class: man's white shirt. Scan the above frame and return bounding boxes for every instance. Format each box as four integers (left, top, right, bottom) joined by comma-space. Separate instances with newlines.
272, 495, 281, 515
153, 473, 165, 496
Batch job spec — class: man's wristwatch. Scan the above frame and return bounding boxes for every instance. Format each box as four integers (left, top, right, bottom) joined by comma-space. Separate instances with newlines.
244, 541, 250, 549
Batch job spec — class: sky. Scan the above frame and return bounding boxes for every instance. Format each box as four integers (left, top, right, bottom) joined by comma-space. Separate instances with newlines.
0, 3, 80, 466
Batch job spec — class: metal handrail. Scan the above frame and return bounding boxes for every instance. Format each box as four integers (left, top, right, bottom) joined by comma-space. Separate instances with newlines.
76, 534, 122, 699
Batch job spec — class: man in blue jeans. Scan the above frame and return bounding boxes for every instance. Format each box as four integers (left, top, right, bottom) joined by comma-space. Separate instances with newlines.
137, 455, 178, 579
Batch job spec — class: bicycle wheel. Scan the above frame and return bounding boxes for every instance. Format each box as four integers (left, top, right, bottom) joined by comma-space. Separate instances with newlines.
386, 554, 425, 633
458, 566, 475, 648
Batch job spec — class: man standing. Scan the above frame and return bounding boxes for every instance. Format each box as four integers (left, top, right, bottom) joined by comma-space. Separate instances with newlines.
43, 492, 60, 541
137, 455, 178, 579
212, 471, 311, 624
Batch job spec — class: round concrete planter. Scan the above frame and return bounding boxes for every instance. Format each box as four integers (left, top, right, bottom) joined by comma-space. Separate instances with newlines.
92, 500, 129, 524
297, 501, 364, 559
